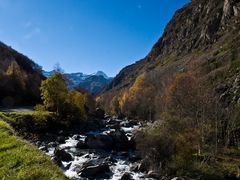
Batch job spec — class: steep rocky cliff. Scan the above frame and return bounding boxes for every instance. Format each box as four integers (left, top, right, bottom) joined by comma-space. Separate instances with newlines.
102, 0, 240, 101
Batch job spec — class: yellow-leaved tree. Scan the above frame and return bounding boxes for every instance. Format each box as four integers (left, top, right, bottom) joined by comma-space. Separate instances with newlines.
119, 74, 155, 120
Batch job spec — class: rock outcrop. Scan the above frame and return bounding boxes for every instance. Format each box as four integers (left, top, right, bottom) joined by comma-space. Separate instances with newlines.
54, 148, 73, 162
80, 163, 110, 178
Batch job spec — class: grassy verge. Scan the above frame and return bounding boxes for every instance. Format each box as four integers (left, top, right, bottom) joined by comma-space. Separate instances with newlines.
0, 113, 66, 179
0, 111, 58, 134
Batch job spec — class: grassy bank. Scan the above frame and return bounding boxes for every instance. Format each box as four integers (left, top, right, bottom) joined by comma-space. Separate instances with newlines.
0, 112, 66, 179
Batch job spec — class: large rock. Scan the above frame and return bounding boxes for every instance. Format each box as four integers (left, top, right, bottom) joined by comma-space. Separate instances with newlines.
54, 148, 73, 162
120, 172, 132, 180
109, 129, 129, 150
80, 163, 110, 178
84, 130, 130, 151
52, 156, 62, 167
85, 134, 113, 150
76, 140, 88, 149
56, 136, 65, 144
146, 171, 160, 179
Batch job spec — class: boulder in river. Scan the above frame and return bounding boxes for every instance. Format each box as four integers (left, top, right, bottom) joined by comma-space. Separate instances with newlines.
52, 156, 63, 167
57, 136, 65, 144
80, 163, 110, 178
76, 140, 88, 149
146, 171, 160, 179
120, 172, 132, 180
109, 129, 129, 150
85, 129, 130, 151
64, 162, 72, 170
85, 134, 113, 150
54, 148, 73, 162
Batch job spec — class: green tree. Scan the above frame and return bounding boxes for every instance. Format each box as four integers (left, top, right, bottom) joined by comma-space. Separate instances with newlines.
40, 73, 68, 114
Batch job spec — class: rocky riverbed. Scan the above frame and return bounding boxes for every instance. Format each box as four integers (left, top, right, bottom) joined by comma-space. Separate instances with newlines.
35, 118, 154, 179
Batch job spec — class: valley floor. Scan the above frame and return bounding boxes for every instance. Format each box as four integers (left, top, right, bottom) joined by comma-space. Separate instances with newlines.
0, 113, 66, 179
0, 111, 239, 179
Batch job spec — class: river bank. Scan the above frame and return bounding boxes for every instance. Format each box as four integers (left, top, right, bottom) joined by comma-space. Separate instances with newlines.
34, 117, 153, 179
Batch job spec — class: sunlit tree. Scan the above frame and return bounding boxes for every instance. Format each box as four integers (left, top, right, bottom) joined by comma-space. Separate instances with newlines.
40, 73, 68, 114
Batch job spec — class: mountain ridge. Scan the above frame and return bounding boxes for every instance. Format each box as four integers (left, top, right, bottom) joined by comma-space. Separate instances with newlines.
102, 0, 240, 94
43, 70, 112, 95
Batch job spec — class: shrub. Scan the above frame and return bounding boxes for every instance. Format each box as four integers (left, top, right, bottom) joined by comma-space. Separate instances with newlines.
135, 121, 176, 170
34, 104, 45, 111
5, 112, 55, 132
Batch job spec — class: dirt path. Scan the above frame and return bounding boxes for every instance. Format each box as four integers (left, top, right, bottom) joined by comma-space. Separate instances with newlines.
0, 106, 34, 112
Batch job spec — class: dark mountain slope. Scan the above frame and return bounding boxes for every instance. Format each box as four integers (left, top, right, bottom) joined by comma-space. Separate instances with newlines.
0, 42, 43, 106
78, 75, 112, 95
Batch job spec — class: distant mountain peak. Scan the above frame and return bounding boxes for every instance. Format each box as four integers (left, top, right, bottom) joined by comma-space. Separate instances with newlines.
42, 70, 112, 95
92, 71, 109, 79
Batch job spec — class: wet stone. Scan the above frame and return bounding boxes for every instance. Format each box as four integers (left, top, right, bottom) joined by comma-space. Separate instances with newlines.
54, 148, 73, 162
120, 172, 132, 180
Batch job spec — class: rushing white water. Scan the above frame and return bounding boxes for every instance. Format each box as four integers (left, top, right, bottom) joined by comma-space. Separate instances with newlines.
38, 120, 152, 179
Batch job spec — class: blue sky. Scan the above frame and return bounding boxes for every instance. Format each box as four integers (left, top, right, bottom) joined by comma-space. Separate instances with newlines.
0, 0, 190, 77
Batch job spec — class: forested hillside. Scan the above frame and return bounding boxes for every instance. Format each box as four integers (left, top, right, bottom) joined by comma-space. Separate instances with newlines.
99, 0, 240, 178
101, 0, 240, 126
0, 42, 43, 107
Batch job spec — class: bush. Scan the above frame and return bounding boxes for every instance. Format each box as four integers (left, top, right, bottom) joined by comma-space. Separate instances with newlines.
34, 104, 45, 111
5, 112, 56, 132
135, 121, 176, 170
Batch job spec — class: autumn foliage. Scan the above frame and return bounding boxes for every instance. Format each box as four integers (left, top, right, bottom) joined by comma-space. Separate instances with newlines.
109, 74, 155, 120
37, 72, 96, 125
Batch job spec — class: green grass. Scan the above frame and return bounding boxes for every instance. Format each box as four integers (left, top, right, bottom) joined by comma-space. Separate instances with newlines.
0, 111, 58, 134
0, 113, 66, 179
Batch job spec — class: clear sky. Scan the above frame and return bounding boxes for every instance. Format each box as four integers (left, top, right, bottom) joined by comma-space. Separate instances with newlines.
0, 0, 190, 77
